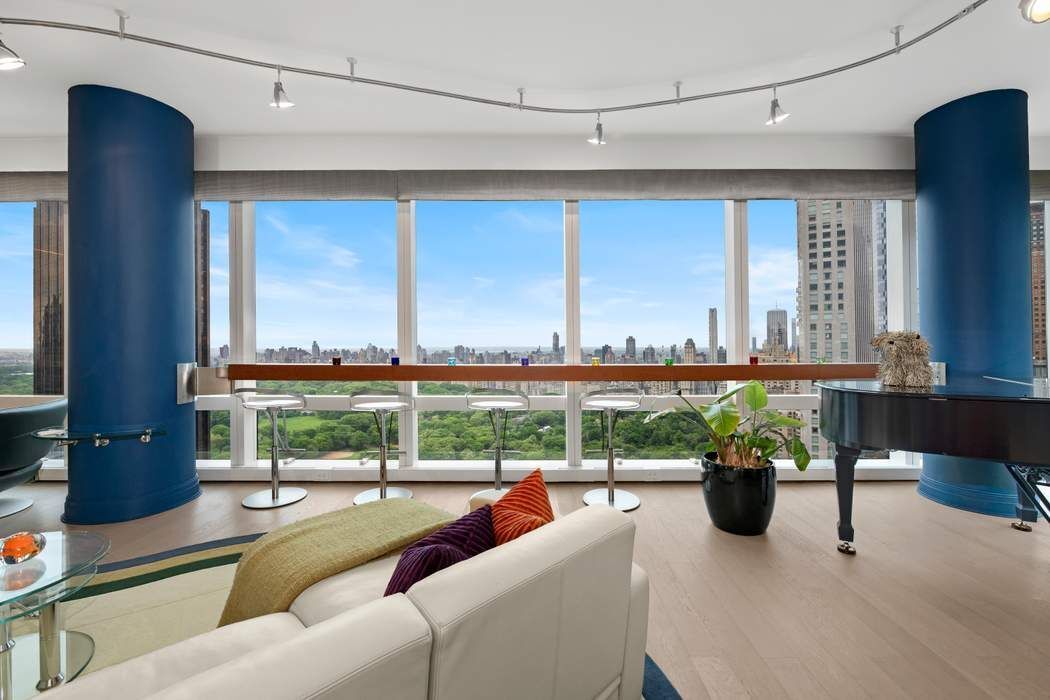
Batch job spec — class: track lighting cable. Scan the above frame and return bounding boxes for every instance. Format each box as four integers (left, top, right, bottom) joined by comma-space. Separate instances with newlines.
0, 1, 988, 115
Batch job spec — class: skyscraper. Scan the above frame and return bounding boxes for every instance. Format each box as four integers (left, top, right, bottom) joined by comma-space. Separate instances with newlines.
766, 308, 788, 351
312, 340, 321, 360
871, 200, 889, 335
641, 344, 657, 363
1032, 202, 1046, 373
683, 338, 696, 364
708, 308, 718, 364
552, 331, 560, 355
625, 335, 636, 360
797, 199, 878, 458
33, 201, 64, 395
193, 204, 210, 454
797, 200, 876, 364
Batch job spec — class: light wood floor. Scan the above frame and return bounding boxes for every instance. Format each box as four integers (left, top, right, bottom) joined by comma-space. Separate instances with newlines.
5, 480, 1049, 699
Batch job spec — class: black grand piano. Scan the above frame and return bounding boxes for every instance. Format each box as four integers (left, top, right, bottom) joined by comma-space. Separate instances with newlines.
818, 378, 1050, 555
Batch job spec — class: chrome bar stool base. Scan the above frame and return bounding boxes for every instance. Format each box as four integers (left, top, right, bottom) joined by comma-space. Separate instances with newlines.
354, 486, 413, 505
242, 486, 308, 510
583, 488, 641, 512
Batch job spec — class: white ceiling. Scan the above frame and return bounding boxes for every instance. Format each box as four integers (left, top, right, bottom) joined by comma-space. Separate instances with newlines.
0, 0, 1048, 139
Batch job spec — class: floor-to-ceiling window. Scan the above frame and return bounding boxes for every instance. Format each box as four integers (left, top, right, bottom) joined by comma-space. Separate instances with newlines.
579, 200, 725, 460
415, 201, 566, 462
748, 199, 894, 460
0, 201, 64, 397
253, 201, 398, 462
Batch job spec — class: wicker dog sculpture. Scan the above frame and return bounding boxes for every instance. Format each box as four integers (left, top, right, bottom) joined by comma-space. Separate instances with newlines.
871, 331, 933, 388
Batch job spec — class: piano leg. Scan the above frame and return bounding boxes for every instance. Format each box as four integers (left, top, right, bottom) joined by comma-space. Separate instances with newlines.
834, 444, 861, 555
1004, 464, 1049, 531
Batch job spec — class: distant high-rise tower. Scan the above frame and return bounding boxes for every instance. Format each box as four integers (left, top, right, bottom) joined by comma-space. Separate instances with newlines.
193, 203, 210, 454
33, 201, 64, 395
625, 335, 636, 360
871, 201, 889, 335
708, 308, 718, 364
766, 309, 788, 350
1032, 202, 1047, 373
797, 200, 875, 364
552, 331, 560, 355
683, 338, 696, 364
790, 317, 797, 354
642, 344, 657, 363
311, 340, 321, 360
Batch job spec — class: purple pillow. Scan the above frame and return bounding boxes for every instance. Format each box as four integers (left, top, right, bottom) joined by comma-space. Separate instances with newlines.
384, 505, 495, 596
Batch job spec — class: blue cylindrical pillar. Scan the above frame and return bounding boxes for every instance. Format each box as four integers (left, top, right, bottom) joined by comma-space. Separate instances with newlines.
915, 89, 1033, 517
65, 85, 200, 523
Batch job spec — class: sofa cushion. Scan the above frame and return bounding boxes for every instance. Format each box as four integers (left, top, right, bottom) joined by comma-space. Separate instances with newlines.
385, 505, 495, 596
491, 469, 554, 545
290, 552, 400, 626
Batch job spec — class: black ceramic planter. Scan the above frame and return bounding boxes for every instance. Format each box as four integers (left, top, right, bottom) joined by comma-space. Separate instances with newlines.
700, 453, 776, 536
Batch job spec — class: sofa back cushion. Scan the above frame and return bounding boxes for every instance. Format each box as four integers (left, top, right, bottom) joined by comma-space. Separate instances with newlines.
407, 506, 635, 700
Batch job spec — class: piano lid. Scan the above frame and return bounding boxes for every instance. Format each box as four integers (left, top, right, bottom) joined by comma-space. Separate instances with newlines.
817, 377, 1050, 403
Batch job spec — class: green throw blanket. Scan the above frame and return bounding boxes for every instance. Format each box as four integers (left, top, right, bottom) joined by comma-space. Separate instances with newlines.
219, 498, 455, 626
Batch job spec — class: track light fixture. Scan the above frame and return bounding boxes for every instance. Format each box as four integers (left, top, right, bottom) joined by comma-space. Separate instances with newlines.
0, 33, 25, 71
270, 66, 294, 109
0, 1, 994, 116
1019, 0, 1050, 23
587, 113, 606, 145
764, 86, 789, 126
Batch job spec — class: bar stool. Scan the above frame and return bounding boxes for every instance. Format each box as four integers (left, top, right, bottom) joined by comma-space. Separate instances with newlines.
350, 391, 414, 505
235, 388, 308, 509
466, 388, 529, 503
581, 388, 642, 512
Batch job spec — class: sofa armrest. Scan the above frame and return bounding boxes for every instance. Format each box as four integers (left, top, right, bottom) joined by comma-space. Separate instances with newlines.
44, 612, 305, 700
620, 563, 650, 700
149, 594, 431, 700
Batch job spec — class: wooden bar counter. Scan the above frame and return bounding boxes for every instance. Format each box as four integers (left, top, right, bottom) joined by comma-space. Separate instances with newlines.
224, 363, 878, 383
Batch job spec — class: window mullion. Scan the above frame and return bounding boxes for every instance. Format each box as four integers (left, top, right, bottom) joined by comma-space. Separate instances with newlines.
564, 200, 582, 467
396, 200, 418, 467
228, 201, 257, 467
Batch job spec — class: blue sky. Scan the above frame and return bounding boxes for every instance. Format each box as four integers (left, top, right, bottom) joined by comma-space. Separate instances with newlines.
1, 199, 800, 352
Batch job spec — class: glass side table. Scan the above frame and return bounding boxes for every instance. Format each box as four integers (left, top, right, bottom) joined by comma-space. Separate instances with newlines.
0, 531, 109, 698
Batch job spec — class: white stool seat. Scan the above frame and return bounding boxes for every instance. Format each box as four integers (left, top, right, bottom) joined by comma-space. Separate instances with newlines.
581, 396, 641, 411
242, 396, 305, 412
350, 395, 412, 412
466, 396, 529, 411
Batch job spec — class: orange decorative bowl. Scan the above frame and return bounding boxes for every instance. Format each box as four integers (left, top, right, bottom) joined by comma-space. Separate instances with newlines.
1, 531, 47, 565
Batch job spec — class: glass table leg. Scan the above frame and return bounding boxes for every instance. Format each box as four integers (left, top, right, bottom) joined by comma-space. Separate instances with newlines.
1, 619, 13, 700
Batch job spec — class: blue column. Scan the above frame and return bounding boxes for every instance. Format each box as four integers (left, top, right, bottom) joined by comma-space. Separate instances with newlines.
914, 89, 1033, 517
65, 85, 200, 523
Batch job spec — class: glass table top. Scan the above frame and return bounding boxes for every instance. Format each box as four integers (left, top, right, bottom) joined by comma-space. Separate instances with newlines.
0, 531, 109, 623
818, 378, 1050, 402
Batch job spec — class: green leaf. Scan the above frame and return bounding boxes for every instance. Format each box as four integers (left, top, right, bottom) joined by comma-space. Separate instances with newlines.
701, 401, 739, 437
715, 384, 744, 404
763, 412, 805, 429
788, 437, 811, 471
742, 381, 768, 411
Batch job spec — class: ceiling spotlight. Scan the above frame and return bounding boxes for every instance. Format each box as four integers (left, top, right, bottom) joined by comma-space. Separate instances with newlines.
0, 34, 26, 71
270, 67, 294, 109
765, 86, 790, 126
587, 113, 606, 145
1019, 0, 1050, 23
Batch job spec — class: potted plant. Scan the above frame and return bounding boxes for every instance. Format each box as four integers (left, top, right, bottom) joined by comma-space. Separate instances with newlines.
650, 381, 810, 535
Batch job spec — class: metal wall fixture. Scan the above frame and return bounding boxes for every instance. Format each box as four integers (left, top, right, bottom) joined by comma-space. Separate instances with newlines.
0, 0, 1002, 139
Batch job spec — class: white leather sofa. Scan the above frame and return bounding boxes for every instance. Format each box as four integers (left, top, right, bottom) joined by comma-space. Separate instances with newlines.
50, 505, 650, 700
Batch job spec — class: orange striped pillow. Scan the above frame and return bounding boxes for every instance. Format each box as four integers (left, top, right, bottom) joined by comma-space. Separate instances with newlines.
491, 469, 555, 545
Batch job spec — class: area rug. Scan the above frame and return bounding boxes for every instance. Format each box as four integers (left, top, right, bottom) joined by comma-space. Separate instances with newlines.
46, 536, 681, 697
